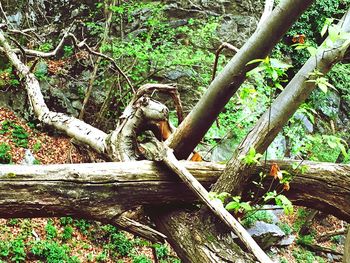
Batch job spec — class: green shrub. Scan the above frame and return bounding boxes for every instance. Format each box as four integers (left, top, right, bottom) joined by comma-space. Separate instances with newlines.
110, 232, 133, 256
242, 210, 274, 228
31, 240, 80, 263
0, 143, 12, 164
45, 219, 58, 239
61, 226, 74, 240
154, 244, 168, 259
60, 216, 73, 226
132, 255, 152, 263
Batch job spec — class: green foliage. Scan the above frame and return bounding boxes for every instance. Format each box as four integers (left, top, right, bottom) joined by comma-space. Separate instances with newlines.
45, 219, 58, 239
84, 1, 223, 119
264, 191, 293, 215
330, 235, 343, 244
0, 66, 20, 87
208, 192, 252, 214
292, 208, 309, 232
276, 0, 350, 69
0, 239, 26, 262
110, 231, 133, 256
302, 134, 348, 162
296, 234, 314, 245
132, 255, 152, 263
277, 222, 292, 235
63, 45, 74, 57
31, 240, 80, 263
32, 141, 42, 153
292, 248, 319, 263
61, 226, 74, 240
240, 147, 263, 165
60, 216, 73, 226
0, 121, 29, 148
327, 63, 350, 115
306, 69, 335, 94
74, 219, 91, 235
0, 143, 12, 164
225, 196, 252, 214
11, 124, 29, 148
95, 251, 108, 262
38, 42, 53, 52
153, 244, 169, 259
242, 210, 274, 228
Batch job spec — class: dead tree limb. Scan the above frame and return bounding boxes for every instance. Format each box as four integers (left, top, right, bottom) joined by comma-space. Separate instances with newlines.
161, 146, 272, 263
300, 243, 343, 256
318, 229, 347, 242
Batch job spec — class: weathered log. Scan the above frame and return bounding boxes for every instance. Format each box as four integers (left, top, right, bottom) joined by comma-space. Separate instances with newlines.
0, 160, 349, 222
162, 147, 272, 263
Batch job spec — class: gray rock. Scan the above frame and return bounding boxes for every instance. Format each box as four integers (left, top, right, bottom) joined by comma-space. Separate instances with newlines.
265, 133, 287, 159
210, 138, 236, 162
7, 12, 23, 26
217, 15, 258, 47
277, 234, 296, 246
247, 221, 285, 249
317, 91, 341, 119
294, 112, 314, 133
21, 149, 36, 165
72, 100, 83, 110
165, 69, 193, 81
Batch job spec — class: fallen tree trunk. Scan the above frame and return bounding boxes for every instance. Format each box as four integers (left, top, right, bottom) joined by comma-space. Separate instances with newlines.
0, 160, 349, 221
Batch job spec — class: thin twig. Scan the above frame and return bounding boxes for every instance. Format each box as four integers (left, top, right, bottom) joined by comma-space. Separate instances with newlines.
68, 33, 134, 93
0, 2, 9, 25
212, 42, 239, 81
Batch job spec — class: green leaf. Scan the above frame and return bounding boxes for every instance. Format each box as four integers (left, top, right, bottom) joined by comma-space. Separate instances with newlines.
271, 70, 278, 81
225, 201, 240, 212
275, 83, 284, 90
275, 194, 293, 215
246, 58, 265, 66
317, 83, 328, 93
217, 192, 231, 203
264, 191, 277, 202
306, 46, 317, 56
240, 202, 252, 212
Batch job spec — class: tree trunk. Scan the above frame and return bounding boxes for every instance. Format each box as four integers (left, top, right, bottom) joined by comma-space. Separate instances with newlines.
156, 8, 350, 262
0, 160, 349, 220
167, 0, 314, 159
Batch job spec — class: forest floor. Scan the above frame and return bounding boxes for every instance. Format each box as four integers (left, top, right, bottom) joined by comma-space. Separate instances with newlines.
0, 107, 346, 263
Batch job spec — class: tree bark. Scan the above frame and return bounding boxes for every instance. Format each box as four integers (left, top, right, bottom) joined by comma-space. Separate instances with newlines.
0, 160, 349, 221
213, 9, 350, 195
156, 9, 350, 261
344, 226, 350, 263
167, 0, 314, 159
